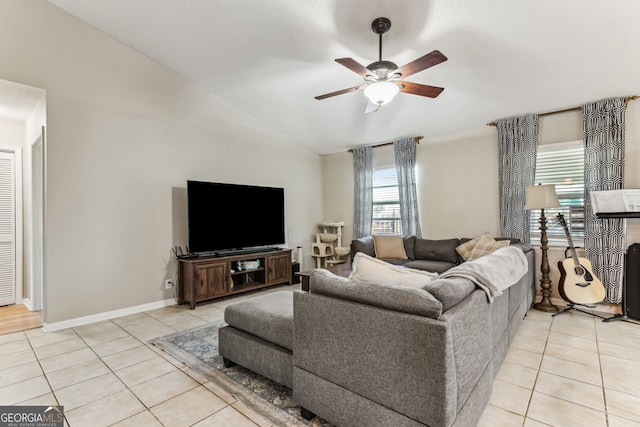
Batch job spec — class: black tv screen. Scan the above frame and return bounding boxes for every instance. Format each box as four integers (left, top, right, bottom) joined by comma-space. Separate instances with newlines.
187, 181, 285, 254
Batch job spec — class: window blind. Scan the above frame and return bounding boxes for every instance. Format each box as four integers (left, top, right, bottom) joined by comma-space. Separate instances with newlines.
372, 167, 402, 235
530, 141, 585, 241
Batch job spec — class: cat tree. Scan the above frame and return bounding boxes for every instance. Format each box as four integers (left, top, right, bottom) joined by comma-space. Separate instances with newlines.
311, 221, 350, 268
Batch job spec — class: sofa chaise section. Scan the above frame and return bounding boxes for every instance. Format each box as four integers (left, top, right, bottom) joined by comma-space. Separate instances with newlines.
218, 291, 294, 388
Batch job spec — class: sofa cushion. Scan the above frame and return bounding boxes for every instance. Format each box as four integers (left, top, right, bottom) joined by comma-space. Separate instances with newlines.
372, 235, 408, 259
224, 291, 293, 350
350, 253, 437, 288
403, 259, 455, 274
466, 239, 510, 261
310, 269, 443, 318
415, 238, 460, 263
422, 277, 477, 312
403, 236, 417, 260
380, 259, 409, 266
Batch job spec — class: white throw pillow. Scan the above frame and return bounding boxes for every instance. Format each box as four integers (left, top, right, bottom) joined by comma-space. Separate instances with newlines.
349, 253, 438, 289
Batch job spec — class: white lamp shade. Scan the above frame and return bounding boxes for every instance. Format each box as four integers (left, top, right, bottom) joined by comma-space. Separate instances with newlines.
524, 184, 561, 210
364, 81, 400, 105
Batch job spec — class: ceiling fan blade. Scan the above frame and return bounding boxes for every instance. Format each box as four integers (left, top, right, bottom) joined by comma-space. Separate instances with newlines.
365, 101, 379, 114
398, 81, 444, 98
335, 58, 372, 78
396, 50, 447, 78
314, 85, 363, 100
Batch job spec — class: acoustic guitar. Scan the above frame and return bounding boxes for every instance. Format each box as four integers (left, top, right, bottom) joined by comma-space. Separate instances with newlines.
556, 213, 606, 305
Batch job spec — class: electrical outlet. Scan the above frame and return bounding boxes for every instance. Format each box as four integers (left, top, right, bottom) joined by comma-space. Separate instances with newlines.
165, 279, 174, 289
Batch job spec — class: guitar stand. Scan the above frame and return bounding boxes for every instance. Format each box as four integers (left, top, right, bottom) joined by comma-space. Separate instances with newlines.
552, 303, 609, 320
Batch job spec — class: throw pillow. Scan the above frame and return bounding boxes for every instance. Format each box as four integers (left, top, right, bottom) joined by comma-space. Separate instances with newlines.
351, 236, 376, 257
372, 235, 408, 260
349, 252, 437, 288
466, 239, 510, 261
403, 236, 417, 260
455, 232, 493, 261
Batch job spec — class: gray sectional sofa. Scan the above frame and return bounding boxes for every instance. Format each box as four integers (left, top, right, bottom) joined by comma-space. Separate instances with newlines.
350, 235, 521, 273
219, 237, 535, 427
294, 242, 535, 427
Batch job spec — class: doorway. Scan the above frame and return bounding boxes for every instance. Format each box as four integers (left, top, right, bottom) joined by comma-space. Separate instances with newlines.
0, 78, 46, 330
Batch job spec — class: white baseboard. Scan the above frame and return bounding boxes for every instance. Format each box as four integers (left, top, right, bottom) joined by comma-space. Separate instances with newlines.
42, 298, 177, 332
22, 298, 33, 311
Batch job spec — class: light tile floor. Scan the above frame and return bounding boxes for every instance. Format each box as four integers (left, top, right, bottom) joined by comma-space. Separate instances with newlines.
2, 285, 640, 427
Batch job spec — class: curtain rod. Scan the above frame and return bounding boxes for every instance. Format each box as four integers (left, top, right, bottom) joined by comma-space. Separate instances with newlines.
486, 96, 639, 127
348, 136, 423, 152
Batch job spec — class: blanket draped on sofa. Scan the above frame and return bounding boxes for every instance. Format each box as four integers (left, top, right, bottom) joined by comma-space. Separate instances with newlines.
438, 246, 528, 302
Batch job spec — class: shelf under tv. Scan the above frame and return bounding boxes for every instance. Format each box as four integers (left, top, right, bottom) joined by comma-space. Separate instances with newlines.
177, 248, 292, 309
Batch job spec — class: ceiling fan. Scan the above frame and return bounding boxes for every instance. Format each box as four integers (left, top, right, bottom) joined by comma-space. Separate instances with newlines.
315, 17, 447, 112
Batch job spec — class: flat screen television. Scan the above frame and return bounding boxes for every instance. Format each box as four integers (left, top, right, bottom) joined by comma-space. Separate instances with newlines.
187, 180, 285, 254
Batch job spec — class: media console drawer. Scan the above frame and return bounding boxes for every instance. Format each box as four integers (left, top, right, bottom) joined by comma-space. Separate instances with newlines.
178, 249, 292, 309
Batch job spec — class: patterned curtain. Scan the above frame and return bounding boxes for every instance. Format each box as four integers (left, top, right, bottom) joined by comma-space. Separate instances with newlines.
496, 114, 539, 242
352, 146, 373, 238
583, 97, 626, 303
394, 138, 422, 238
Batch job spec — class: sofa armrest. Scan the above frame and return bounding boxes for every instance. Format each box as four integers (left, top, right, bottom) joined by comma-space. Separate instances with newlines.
439, 290, 493, 412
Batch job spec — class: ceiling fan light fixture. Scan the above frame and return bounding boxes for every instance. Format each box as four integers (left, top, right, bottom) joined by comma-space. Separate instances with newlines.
314, 17, 448, 107
364, 81, 399, 105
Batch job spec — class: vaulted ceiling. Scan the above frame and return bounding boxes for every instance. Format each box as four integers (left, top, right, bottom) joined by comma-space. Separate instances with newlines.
47, 0, 640, 154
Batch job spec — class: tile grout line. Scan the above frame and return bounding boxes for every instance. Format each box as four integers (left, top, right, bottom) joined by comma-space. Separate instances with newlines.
73, 319, 154, 426
592, 315, 611, 427
63, 312, 239, 426
23, 329, 66, 424
520, 311, 552, 425
531, 314, 613, 422
114, 311, 243, 427
35, 318, 154, 426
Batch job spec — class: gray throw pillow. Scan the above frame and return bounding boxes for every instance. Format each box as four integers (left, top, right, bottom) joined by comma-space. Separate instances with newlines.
351, 236, 375, 257
403, 236, 416, 260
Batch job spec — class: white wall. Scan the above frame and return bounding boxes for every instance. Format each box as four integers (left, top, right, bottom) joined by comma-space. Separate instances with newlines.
323, 100, 640, 301
0, 0, 323, 324
323, 126, 502, 244
0, 118, 24, 148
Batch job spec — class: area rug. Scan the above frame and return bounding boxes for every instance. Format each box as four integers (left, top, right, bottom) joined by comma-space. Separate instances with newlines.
150, 320, 328, 427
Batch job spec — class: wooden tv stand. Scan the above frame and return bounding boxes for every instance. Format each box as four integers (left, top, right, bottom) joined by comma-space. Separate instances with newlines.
178, 249, 292, 309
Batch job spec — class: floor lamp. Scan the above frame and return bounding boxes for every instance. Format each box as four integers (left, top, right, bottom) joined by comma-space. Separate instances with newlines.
525, 184, 561, 312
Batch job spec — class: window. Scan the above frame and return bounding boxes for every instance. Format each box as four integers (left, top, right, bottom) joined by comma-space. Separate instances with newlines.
529, 140, 585, 242
372, 167, 402, 235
